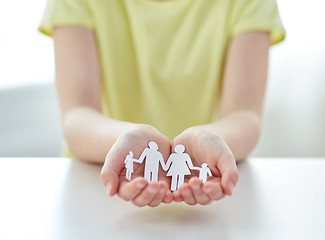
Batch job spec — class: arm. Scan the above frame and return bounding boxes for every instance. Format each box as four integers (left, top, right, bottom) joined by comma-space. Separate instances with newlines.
124, 156, 128, 164
201, 31, 270, 161
159, 153, 166, 170
191, 167, 200, 171
163, 156, 172, 171
54, 26, 173, 207
185, 154, 196, 170
173, 31, 271, 203
53, 26, 135, 164
137, 149, 147, 164
207, 168, 212, 177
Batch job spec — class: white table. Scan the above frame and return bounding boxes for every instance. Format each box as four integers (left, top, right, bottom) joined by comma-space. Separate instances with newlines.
1, 158, 324, 240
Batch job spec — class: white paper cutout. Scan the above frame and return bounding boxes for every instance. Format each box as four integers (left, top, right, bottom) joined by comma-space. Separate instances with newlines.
163, 144, 197, 191
124, 142, 211, 191
124, 151, 136, 181
137, 141, 165, 182
198, 163, 212, 183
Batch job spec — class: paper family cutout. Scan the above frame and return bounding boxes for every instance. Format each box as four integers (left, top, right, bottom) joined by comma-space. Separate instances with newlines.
124, 141, 212, 191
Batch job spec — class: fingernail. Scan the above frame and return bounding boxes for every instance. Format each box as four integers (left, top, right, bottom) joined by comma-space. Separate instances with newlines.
229, 182, 235, 194
136, 183, 145, 189
105, 183, 112, 195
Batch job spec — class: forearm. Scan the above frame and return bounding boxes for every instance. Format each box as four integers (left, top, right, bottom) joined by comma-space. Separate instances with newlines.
203, 32, 270, 161
63, 106, 135, 164
199, 109, 262, 161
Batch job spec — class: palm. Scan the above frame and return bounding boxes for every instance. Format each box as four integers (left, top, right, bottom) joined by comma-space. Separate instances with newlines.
167, 127, 238, 205
119, 161, 171, 186
186, 156, 221, 183
171, 129, 226, 187
102, 125, 235, 206
100, 124, 175, 207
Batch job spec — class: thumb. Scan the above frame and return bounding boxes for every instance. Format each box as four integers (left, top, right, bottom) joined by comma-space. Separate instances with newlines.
100, 151, 124, 196
216, 149, 239, 196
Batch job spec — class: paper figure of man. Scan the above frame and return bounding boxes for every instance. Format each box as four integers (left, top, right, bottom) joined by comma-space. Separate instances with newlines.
198, 163, 212, 183
137, 141, 165, 182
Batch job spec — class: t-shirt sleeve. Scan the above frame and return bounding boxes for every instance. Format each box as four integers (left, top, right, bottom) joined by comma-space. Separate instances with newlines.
39, 0, 93, 37
229, 0, 285, 45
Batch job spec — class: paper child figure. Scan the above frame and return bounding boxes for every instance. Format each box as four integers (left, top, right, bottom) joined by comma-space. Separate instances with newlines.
124, 151, 137, 181
163, 144, 196, 191
198, 163, 212, 183
137, 141, 165, 182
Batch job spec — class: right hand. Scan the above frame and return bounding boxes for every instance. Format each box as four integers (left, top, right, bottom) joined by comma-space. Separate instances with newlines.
100, 124, 173, 207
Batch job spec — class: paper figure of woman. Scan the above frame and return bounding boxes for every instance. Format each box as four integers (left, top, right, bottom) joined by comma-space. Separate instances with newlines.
163, 144, 197, 191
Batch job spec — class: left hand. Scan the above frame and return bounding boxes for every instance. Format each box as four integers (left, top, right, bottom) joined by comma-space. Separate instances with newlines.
171, 126, 239, 205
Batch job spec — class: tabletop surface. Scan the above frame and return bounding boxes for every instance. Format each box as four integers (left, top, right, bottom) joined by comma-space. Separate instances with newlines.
1, 158, 325, 240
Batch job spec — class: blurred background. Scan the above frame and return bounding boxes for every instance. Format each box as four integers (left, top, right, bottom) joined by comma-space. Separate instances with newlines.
0, 0, 324, 157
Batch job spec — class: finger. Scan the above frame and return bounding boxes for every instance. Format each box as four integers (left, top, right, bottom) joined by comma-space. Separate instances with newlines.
100, 151, 126, 196
148, 182, 168, 207
172, 190, 183, 202
216, 149, 239, 196
179, 183, 197, 205
132, 182, 160, 207
118, 178, 148, 201
189, 177, 212, 205
100, 167, 119, 197
202, 181, 225, 201
162, 189, 173, 204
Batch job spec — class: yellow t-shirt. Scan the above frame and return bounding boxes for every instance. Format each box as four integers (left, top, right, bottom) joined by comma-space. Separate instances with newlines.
39, 0, 285, 152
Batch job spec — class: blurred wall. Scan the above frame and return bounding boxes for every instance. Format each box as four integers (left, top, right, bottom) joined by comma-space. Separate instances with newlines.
0, 83, 63, 157
251, 0, 325, 157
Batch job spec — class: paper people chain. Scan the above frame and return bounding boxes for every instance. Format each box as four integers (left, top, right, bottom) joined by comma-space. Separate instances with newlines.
124, 141, 212, 191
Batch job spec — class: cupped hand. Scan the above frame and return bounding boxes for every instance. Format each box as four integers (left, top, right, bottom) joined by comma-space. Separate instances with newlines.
171, 126, 239, 205
100, 124, 173, 207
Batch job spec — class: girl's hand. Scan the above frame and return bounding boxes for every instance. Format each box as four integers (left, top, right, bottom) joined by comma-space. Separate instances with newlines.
100, 124, 173, 207
171, 126, 239, 205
